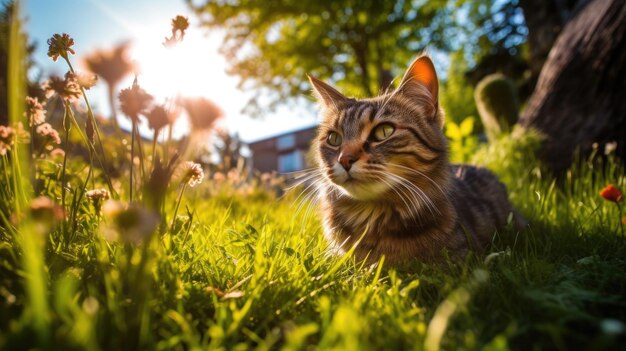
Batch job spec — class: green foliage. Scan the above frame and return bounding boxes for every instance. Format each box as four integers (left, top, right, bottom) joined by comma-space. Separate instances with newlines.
446, 116, 479, 163
440, 50, 480, 131
188, 0, 458, 114
188, 0, 532, 115
475, 73, 520, 141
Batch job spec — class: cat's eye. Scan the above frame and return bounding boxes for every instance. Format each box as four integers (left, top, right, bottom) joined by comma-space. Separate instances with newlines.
327, 132, 343, 146
373, 123, 395, 141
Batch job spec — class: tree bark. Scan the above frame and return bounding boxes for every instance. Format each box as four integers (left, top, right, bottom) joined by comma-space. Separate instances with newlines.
519, 0, 626, 173
518, 0, 567, 80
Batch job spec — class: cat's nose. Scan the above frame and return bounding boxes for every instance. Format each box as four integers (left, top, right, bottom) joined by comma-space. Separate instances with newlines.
338, 152, 358, 172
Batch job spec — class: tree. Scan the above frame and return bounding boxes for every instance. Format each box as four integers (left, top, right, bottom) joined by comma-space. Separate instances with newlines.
518, 0, 626, 172
189, 0, 459, 114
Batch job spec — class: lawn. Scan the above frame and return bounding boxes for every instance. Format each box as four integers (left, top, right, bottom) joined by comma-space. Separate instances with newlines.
1, 6, 626, 351
2, 125, 626, 350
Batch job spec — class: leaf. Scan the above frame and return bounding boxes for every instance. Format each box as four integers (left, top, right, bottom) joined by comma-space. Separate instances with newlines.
459, 117, 474, 136
445, 122, 461, 139
222, 290, 245, 300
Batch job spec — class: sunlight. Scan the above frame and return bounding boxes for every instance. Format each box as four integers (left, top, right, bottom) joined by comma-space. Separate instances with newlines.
130, 30, 222, 100
126, 28, 237, 137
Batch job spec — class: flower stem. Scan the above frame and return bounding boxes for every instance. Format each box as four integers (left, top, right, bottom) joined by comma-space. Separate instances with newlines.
63, 56, 117, 199
152, 130, 158, 168
135, 125, 146, 182
617, 203, 624, 237
130, 122, 136, 202
170, 183, 187, 232
60, 104, 71, 235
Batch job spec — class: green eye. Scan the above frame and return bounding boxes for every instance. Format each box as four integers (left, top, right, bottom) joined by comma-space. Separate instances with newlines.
373, 123, 395, 141
327, 132, 342, 146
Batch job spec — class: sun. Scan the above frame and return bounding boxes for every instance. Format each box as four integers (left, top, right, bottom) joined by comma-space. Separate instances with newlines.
130, 29, 227, 101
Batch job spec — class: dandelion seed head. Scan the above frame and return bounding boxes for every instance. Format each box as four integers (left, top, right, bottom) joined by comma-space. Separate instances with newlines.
180, 161, 204, 187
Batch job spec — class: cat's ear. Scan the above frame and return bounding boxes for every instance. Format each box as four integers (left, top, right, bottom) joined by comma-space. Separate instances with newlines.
308, 75, 347, 109
399, 55, 439, 103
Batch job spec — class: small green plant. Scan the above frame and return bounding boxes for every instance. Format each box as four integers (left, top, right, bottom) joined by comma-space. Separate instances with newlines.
445, 116, 478, 163
474, 73, 519, 141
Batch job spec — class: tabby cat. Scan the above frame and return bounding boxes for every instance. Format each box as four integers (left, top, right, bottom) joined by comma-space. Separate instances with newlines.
309, 55, 523, 265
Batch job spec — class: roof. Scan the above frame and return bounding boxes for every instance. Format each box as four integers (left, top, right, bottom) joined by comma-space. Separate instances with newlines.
246, 124, 318, 145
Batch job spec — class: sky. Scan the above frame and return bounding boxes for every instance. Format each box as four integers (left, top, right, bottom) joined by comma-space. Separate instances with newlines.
23, 0, 319, 142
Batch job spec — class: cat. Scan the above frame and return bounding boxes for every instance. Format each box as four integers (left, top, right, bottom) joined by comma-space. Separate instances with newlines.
308, 55, 524, 266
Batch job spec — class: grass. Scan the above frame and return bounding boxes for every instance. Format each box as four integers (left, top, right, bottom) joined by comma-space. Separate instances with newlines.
2, 131, 626, 351
2, 5, 626, 351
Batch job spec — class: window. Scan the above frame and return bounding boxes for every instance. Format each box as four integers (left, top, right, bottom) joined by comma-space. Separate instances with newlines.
276, 134, 295, 150
278, 150, 304, 173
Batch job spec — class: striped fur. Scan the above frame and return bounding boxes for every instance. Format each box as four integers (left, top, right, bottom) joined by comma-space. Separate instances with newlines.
308, 56, 523, 266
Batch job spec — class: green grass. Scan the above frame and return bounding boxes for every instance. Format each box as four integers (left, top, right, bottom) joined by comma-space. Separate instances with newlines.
1, 133, 626, 350
2, 4, 626, 351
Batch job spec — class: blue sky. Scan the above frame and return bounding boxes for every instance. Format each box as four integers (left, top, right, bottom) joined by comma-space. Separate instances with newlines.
23, 0, 318, 142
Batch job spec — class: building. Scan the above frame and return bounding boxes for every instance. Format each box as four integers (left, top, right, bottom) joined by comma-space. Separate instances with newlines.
247, 126, 317, 173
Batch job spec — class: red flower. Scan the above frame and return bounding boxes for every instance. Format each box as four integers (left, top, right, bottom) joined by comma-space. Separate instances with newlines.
600, 184, 623, 203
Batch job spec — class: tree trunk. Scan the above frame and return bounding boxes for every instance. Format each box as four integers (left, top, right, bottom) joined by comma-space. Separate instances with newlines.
518, 0, 626, 173
518, 0, 567, 80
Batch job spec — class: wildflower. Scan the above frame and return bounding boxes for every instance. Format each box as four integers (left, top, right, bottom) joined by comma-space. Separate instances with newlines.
47, 33, 75, 62
164, 15, 190, 47
49, 148, 65, 159
213, 172, 225, 182
43, 73, 81, 102
118, 81, 153, 122
180, 161, 204, 187
85, 189, 110, 216
75, 72, 98, 90
146, 105, 177, 132
604, 141, 618, 155
84, 43, 134, 88
100, 200, 160, 243
172, 15, 190, 36
182, 97, 223, 131
29, 196, 65, 222
0, 125, 15, 156
600, 184, 623, 203
35, 123, 61, 146
25, 97, 46, 127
